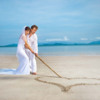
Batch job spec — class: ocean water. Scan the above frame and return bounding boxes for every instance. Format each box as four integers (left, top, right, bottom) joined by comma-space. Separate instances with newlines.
0, 45, 100, 56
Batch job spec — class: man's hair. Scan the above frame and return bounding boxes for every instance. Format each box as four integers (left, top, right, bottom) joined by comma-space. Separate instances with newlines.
31, 25, 38, 29
25, 26, 31, 31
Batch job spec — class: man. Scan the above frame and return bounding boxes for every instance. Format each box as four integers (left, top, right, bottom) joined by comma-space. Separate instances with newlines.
25, 25, 38, 75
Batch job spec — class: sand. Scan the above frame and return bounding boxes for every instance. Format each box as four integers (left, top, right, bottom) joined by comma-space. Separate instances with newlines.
0, 55, 100, 100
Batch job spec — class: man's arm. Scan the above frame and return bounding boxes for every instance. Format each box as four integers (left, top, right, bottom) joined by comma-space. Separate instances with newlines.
33, 34, 38, 56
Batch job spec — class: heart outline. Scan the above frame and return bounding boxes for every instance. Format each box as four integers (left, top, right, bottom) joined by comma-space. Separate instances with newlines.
35, 75, 100, 92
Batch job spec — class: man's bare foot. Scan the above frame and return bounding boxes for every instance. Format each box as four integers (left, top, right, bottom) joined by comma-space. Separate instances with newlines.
31, 72, 37, 75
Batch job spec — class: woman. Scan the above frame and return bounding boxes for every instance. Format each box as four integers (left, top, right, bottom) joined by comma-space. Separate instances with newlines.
0, 26, 35, 75
15, 26, 35, 75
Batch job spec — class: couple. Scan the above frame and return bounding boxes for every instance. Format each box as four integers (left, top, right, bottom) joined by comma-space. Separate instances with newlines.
0, 25, 38, 75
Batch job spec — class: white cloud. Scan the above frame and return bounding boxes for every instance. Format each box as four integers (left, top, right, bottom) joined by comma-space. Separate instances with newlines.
96, 37, 100, 40
46, 38, 62, 41
46, 36, 69, 42
80, 38, 88, 40
64, 36, 69, 41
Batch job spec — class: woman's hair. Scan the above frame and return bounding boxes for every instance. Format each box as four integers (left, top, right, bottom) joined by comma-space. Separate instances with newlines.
31, 25, 38, 29
25, 26, 31, 31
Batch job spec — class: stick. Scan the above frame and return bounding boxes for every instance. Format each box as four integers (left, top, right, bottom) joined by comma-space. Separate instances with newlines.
36, 56, 62, 78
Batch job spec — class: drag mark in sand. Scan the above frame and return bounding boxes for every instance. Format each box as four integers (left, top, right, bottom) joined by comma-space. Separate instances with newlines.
35, 76, 100, 93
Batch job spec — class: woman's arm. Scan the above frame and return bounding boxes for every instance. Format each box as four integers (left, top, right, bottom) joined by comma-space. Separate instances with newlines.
22, 35, 35, 54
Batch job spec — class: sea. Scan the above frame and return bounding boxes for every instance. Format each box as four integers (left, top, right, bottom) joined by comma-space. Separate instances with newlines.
0, 45, 100, 56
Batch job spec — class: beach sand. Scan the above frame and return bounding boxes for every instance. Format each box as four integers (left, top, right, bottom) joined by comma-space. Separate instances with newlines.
0, 55, 100, 100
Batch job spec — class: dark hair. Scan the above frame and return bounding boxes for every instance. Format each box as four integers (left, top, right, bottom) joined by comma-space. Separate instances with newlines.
25, 26, 31, 31
31, 25, 38, 29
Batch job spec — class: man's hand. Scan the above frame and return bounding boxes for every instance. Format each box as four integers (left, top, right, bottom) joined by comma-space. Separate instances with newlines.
35, 53, 38, 57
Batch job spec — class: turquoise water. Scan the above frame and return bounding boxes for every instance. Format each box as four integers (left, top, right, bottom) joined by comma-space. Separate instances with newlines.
0, 45, 100, 56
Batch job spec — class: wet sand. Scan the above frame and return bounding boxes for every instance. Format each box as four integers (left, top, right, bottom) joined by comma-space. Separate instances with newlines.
0, 55, 100, 100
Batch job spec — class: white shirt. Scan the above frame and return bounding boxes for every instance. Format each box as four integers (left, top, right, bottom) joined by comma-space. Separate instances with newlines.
27, 33, 38, 53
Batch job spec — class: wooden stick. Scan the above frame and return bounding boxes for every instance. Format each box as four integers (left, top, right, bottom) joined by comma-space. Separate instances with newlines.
36, 56, 62, 78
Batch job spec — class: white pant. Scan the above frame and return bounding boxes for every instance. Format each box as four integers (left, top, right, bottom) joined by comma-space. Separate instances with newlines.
25, 50, 37, 73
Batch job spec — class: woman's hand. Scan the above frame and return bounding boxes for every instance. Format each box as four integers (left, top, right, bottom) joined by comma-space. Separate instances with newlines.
35, 53, 38, 57
24, 44, 28, 49
32, 51, 35, 54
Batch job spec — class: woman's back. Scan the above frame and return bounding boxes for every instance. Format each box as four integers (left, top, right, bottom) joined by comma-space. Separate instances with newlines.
16, 33, 26, 57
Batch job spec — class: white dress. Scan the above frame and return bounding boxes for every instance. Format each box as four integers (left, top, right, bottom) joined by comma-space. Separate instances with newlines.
15, 33, 30, 75
25, 33, 38, 73
0, 33, 30, 75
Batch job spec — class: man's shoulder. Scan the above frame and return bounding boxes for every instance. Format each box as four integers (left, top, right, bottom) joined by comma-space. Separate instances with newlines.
34, 33, 38, 38
35, 33, 37, 36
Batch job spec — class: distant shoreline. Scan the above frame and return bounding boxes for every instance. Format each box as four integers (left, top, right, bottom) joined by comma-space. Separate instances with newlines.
0, 44, 100, 47
0, 40, 100, 47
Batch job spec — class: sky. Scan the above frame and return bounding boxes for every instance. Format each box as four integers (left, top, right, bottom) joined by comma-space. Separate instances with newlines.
0, 0, 100, 45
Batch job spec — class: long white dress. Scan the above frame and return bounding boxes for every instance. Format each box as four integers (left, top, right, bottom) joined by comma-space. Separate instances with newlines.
25, 33, 38, 73
0, 33, 30, 75
14, 33, 30, 75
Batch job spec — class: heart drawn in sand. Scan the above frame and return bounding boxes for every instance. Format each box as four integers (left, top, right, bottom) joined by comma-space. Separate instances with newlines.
35, 75, 100, 93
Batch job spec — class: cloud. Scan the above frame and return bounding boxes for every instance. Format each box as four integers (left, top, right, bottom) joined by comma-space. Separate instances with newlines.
96, 37, 100, 40
64, 36, 69, 41
46, 38, 63, 41
45, 36, 69, 42
80, 38, 88, 40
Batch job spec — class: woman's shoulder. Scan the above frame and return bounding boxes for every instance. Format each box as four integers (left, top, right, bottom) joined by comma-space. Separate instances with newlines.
21, 33, 27, 39
21, 33, 26, 37
22, 33, 25, 36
